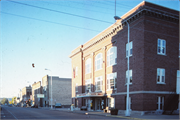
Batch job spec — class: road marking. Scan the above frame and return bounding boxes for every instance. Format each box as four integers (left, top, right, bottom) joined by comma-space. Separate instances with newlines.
106, 115, 147, 120
3, 108, 18, 120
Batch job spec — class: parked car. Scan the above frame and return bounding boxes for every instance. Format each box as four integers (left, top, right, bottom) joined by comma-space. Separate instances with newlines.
31, 104, 35, 108
55, 103, 62, 108
8, 104, 13, 107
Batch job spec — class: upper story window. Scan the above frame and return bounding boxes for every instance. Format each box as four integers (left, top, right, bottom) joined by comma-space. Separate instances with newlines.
157, 39, 166, 55
107, 47, 117, 67
95, 76, 103, 92
85, 58, 91, 74
85, 79, 91, 93
95, 53, 103, 71
107, 72, 117, 90
126, 41, 133, 57
126, 70, 132, 84
157, 68, 165, 84
75, 83, 78, 92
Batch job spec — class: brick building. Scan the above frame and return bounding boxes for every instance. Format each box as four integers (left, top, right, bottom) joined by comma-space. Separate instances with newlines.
32, 81, 43, 107
42, 75, 71, 107
69, 1, 179, 113
21, 85, 32, 104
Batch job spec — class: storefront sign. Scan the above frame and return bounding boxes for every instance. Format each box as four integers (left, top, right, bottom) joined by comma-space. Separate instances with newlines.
37, 94, 44, 98
77, 92, 104, 97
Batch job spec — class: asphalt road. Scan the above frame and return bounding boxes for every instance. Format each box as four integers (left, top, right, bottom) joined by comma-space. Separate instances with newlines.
1, 105, 121, 119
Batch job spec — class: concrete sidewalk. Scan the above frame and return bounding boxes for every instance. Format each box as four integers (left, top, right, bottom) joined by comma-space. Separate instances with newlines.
38, 107, 179, 120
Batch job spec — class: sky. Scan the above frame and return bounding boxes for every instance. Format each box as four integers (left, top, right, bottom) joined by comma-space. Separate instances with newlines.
0, 0, 179, 98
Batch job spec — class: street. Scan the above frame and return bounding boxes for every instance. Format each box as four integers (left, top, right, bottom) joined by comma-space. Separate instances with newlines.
1, 105, 120, 119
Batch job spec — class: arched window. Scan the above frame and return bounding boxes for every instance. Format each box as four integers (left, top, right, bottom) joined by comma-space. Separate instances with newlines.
85, 58, 91, 74
107, 47, 117, 67
95, 53, 103, 70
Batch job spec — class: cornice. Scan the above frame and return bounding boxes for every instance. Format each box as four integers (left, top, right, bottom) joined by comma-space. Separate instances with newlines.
69, 6, 179, 58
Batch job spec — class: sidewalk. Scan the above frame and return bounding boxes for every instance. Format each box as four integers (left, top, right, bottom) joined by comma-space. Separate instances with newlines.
38, 107, 179, 120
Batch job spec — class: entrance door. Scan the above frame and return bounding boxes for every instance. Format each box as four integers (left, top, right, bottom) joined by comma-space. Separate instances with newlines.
95, 98, 101, 111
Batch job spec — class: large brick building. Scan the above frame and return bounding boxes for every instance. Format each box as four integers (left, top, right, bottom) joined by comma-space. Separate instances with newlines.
42, 75, 71, 107
69, 1, 179, 113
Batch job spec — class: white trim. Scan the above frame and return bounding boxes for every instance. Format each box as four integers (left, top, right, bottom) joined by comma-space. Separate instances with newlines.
157, 39, 166, 55
107, 47, 117, 67
95, 53, 103, 71
157, 68, 165, 83
112, 91, 176, 95
85, 58, 91, 74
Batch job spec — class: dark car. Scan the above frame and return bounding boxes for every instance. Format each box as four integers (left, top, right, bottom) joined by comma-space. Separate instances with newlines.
23, 104, 27, 107
31, 104, 35, 108
8, 104, 13, 107
55, 103, 62, 108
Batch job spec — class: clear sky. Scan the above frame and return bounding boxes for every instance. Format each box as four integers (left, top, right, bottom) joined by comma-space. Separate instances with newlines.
0, 0, 179, 98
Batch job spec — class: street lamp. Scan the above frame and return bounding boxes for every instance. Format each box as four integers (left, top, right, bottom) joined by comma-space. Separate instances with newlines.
45, 68, 53, 109
114, 16, 130, 116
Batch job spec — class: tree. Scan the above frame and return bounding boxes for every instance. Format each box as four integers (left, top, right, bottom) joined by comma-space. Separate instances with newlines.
0, 98, 9, 105
11, 97, 17, 105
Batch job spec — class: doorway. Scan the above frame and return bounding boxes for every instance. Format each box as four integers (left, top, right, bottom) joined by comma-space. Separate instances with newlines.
95, 98, 101, 111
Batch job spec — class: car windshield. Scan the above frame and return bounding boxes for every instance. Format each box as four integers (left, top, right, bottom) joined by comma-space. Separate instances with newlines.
56, 103, 61, 106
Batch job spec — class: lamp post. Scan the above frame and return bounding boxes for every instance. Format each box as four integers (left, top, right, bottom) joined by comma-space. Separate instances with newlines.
114, 16, 130, 116
45, 68, 53, 109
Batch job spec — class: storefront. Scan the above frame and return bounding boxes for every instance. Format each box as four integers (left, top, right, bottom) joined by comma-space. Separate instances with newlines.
76, 92, 106, 111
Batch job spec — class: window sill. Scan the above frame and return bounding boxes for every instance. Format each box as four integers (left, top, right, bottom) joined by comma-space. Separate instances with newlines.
85, 72, 91, 75
157, 53, 166, 56
107, 63, 117, 68
106, 89, 117, 91
157, 82, 166, 85
95, 68, 103, 72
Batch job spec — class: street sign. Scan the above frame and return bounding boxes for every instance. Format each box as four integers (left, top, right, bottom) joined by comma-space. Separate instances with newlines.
37, 94, 44, 98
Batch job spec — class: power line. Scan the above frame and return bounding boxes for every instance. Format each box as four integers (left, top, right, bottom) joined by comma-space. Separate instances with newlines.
6, 0, 113, 24
0, 11, 101, 32
92, 0, 132, 9
39, 0, 114, 15
102, 0, 133, 8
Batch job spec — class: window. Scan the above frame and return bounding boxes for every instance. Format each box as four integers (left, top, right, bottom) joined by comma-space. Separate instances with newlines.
126, 70, 132, 84
126, 41, 133, 57
75, 83, 78, 92
95, 76, 103, 92
85, 58, 91, 74
107, 97, 115, 109
157, 39, 166, 55
95, 53, 103, 70
85, 79, 91, 93
107, 47, 117, 66
107, 72, 117, 90
157, 96, 164, 110
157, 68, 165, 84
76, 67, 78, 76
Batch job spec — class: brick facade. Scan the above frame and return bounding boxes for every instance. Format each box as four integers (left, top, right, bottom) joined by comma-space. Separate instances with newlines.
69, 1, 179, 112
